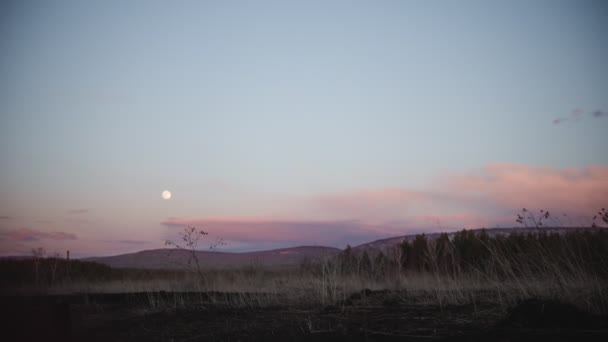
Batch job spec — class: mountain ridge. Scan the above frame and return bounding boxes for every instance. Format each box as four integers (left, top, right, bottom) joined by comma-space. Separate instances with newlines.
78, 227, 606, 270
83, 245, 341, 270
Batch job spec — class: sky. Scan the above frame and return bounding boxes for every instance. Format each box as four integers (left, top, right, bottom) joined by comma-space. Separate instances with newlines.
1, 0, 607, 257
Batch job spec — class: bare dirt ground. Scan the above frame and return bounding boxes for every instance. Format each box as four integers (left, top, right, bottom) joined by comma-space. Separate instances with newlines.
2, 291, 607, 342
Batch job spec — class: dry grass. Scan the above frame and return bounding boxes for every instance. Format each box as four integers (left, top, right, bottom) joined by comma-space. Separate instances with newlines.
4, 229, 607, 316
19, 259, 603, 316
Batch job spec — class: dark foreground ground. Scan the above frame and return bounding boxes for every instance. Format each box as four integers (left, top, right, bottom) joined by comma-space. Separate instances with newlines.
2, 291, 607, 342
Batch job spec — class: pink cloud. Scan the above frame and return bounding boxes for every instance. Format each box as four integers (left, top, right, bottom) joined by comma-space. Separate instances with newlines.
158, 164, 607, 250
161, 217, 399, 248
451, 163, 608, 215
407, 213, 501, 230
311, 163, 608, 228
315, 188, 435, 222
67, 208, 88, 214
0, 228, 78, 241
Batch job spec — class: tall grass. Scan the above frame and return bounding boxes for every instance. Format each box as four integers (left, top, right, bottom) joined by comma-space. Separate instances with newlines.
2, 229, 607, 314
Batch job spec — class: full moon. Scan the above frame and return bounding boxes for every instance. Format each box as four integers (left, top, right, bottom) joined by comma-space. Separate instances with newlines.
161, 190, 172, 200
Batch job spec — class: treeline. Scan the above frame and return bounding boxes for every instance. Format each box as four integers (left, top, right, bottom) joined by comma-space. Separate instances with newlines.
4, 229, 608, 289
0, 258, 186, 288
302, 229, 608, 279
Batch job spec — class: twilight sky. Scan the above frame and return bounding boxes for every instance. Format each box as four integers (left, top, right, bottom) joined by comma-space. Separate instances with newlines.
1, 0, 607, 257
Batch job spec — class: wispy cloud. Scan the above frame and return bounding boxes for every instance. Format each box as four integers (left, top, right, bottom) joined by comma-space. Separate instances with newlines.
64, 218, 91, 224
307, 164, 608, 231
553, 108, 607, 124
314, 188, 431, 221
67, 208, 89, 215
450, 163, 607, 212
592, 110, 607, 118
113, 239, 149, 245
161, 163, 608, 248
314, 163, 608, 227
162, 218, 399, 249
0, 228, 77, 241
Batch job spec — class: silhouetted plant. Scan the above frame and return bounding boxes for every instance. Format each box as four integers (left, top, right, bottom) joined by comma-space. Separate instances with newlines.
165, 225, 212, 282
31, 247, 45, 285
359, 250, 372, 275
592, 208, 608, 228
338, 244, 356, 274
516, 208, 550, 229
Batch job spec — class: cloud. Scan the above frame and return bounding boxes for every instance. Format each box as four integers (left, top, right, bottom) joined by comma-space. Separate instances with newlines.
440, 164, 600, 210
162, 217, 399, 249
0, 216, 12, 220
592, 110, 607, 118
64, 217, 91, 224
0, 228, 77, 241
450, 163, 607, 213
553, 108, 583, 124
310, 163, 608, 228
116, 239, 148, 244
102, 239, 149, 245
314, 188, 431, 222
67, 209, 88, 214
553, 108, 607, 124
159, 164, 608, 249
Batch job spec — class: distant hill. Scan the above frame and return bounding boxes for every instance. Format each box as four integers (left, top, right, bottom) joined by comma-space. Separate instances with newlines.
47, 227, 606, 270
84, 246, 340, 270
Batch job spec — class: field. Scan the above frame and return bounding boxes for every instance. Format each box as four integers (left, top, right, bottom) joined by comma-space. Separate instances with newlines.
2, 229, 608, 341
